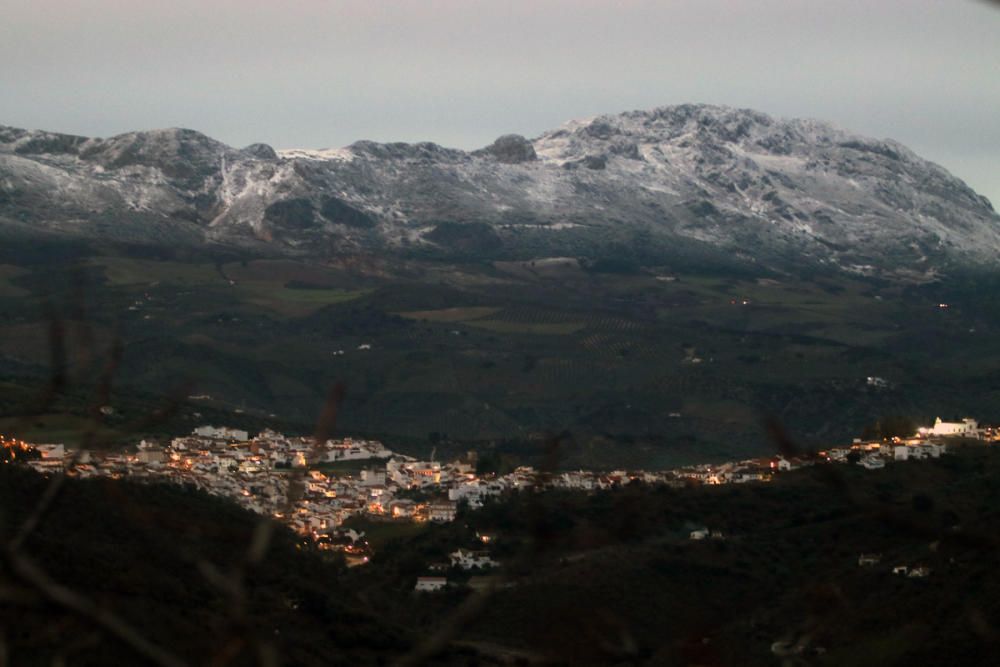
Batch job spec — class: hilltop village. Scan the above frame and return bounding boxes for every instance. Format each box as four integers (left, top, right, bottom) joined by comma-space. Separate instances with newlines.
3, 417, 997, 573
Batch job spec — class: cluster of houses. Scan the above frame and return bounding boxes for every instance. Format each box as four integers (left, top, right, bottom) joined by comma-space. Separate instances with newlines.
4, 415, 995, 579
10, 427, 544, 566
672, 417, 987, 486
13, 428, 400, 562
414, 546, 503, 592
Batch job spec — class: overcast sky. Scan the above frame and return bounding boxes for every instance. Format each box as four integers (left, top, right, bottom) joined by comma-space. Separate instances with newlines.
1, 0, 998, 205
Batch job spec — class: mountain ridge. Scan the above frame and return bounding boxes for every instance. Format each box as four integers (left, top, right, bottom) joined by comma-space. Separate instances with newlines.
2, 104, 997, 279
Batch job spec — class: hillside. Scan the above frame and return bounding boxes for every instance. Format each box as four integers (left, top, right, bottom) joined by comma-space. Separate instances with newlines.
0, 466, 421, 666
348, 445, 1000, 666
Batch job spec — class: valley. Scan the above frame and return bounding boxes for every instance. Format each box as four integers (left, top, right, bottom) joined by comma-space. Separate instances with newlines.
2, 238, 1000, 469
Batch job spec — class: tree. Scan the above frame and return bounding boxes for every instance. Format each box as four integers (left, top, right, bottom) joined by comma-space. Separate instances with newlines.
861, 415, 917, 440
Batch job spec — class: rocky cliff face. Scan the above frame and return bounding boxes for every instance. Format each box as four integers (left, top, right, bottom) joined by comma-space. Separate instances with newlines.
2, 104, 997, 278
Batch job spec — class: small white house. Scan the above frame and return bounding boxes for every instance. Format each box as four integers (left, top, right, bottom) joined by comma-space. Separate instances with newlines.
390, 499, 417, 518
859, 456, 885, 470
921, 442, 947, 458
35, 444, 65, 460
428, 501, 457, 523
689, 528, 710, 541
414, 576, 447, 592
449, 549, 498, 570
448, 481, 500, 508
137, 448, 165, 464
359, 469, 387, 486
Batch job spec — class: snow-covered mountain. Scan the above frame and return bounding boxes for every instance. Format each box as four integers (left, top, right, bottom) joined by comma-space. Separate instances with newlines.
1, 104, 996, 277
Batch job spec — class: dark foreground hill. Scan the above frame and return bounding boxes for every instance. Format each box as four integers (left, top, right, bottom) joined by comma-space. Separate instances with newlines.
347, 445, 1000, 666
0, 467, 487, 666
3, 447, 1000, 665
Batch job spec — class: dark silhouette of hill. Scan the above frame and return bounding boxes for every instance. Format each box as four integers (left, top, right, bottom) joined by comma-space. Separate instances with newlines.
0, 466, 412, 666
347, 445, 1000, 665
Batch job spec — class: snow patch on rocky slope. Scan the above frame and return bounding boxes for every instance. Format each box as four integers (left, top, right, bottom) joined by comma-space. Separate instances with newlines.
1, 104, 997, 278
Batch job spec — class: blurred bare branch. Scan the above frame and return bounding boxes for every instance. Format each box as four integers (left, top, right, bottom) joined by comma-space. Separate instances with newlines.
313, 382, 346, 447
3, 550, 187, 667
8, 453, 78, 552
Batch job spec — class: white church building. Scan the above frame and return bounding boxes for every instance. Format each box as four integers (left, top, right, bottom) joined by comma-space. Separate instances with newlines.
923, 417, 978, 438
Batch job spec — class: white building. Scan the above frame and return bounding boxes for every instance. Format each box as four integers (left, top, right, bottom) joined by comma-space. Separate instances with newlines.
860, 456, 885, 470
390, 499, 417, 518
925, 442, 947, 458
895, 442, 947, 461
928, 418, 978, 438
428, 501, 457, 523
35, 444, 65, 460
414, 576, 447, 592
451, 478, 505, 504
193, 426, 249, 442
137, 448, 165, 464
359, 468, 387, 486
449, 549, 498, 570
